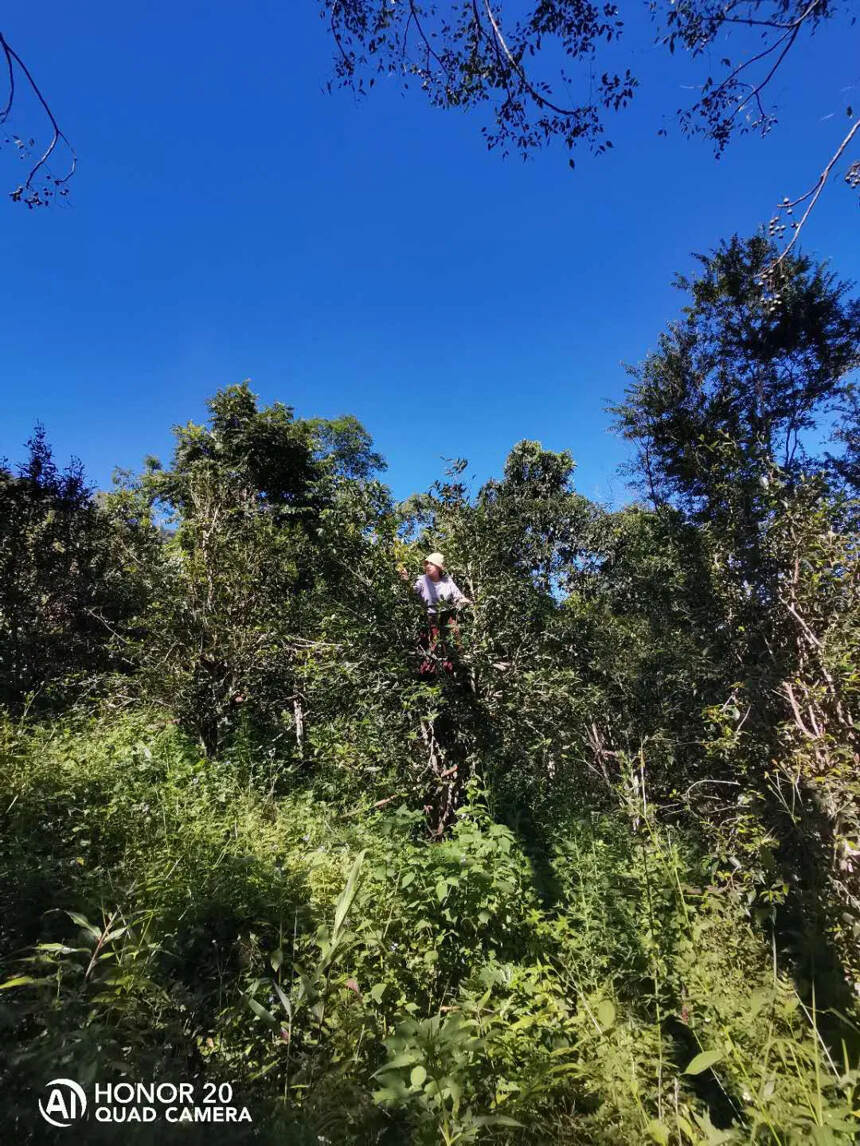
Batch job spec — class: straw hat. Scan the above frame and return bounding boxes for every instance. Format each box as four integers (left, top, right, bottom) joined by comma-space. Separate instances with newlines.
424, 552, 446, 571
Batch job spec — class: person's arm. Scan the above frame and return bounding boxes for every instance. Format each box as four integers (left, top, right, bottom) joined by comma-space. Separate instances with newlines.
449, 578, 472, 607
408, 573, 432, 609
397, 565, 424, 597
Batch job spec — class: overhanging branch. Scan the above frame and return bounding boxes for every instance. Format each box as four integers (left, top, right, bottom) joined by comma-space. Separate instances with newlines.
0, 31, 76, 207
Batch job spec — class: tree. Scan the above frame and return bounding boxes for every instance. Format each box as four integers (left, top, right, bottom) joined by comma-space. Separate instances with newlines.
398, 444, 608, 826
610, 234, 860, 581
134, 382, 389, 754
322, 0, 858, 254
612, 234, 860, 988
0, 427, 144, 706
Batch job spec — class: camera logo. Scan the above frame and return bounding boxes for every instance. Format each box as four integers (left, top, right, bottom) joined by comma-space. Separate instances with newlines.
38, 1078, 87, 1128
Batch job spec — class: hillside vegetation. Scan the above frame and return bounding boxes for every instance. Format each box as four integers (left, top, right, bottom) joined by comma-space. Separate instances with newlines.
1, 236, 859, 1144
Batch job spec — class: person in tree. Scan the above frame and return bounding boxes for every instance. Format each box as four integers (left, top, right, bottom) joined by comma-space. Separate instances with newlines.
411, 552, 471, 614
400, 552, 472, 675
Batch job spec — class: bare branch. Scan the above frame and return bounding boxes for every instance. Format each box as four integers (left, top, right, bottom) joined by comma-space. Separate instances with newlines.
722, 0, 826, 31
0, 31, 76, 206
408, 1, 453, 81
482, 0, 578, 119
0, 34, 14, 123
765, 116, 860, 278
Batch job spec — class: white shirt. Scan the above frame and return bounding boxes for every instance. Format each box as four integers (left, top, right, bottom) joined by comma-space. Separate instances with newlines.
413, 573, 467, 615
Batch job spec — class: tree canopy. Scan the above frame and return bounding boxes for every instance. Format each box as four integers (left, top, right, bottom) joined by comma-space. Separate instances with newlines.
1, 237, 859, 1141
322, 0, 858, 249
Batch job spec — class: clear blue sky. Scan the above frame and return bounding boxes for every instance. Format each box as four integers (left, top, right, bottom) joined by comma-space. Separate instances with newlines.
1, 2, 857, 505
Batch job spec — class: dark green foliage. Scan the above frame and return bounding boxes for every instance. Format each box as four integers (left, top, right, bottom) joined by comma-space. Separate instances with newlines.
1, 239, 859, 1142
2, 716, 857, 1142
0, 427, 148, 709
611, 236, 859, 526
123, 382, 391, 755
610, 238, 860, 989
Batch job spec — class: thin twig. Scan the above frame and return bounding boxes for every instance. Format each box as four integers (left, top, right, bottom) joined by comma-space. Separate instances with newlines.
769, 117, 860, 272
0, 32, 76, 194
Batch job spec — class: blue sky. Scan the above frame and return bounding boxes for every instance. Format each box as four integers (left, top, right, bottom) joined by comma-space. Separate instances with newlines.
1, 2, 857, 506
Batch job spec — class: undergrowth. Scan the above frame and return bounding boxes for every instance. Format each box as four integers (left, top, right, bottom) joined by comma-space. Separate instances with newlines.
1, 709, 858, 1143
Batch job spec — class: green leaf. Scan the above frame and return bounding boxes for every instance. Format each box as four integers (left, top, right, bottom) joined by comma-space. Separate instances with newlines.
821, 1119, 860, 1135
597, 999, 616, 1029
247, 996, 278, 1026
372, 1087, 401, 1104
400, 871, 416, 889
370, 983, 387, 1003
691, 1109, 738, 1143
376, 1054, 421, 1072
270, 947, 283, 972
684, 1049, 723, 1075
0, 976, 38, 989
748, 988, 772, 1016
333, 849, 367, 941
410, 1065, 427, 1088
65, 911, 100, 939
646, 1120, 671, 1145
273, 981, 292, 1019
35, 943, 89, 954
372, 1052, 419, 1075
436, 879, 448, 902
547, 1063, 579, 1078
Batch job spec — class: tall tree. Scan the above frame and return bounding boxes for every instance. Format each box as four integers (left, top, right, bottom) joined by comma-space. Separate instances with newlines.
135, 382, 388, 753
611, 234, 860, 582
612, 235, 860, 987
0, 427, 142, 706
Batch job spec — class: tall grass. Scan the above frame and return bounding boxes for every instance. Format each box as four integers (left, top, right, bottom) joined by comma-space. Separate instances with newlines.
1, 710, 858, 1143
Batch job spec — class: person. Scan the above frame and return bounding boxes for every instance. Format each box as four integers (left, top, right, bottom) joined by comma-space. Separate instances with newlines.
400, 552, 472, 674
411, 552, 472, 615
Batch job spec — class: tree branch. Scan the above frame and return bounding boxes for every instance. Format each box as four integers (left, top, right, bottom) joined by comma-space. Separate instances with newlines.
0, 31, 76, 206
765, 116, 860, 277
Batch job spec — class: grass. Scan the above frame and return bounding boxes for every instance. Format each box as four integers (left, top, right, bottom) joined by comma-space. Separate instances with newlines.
1, 708, 858, 1144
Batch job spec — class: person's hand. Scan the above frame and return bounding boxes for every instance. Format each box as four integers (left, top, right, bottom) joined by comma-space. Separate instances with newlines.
397, 564, 410, 582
